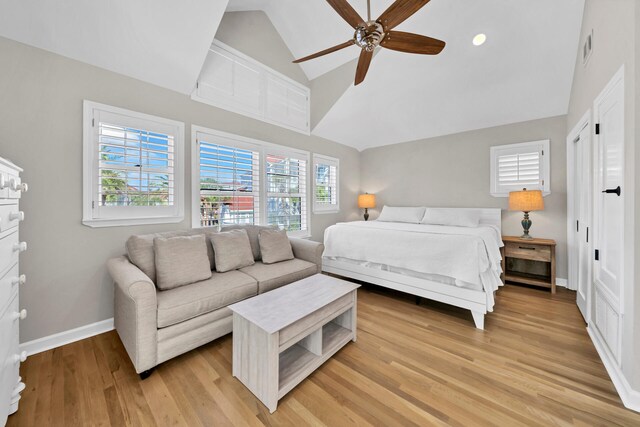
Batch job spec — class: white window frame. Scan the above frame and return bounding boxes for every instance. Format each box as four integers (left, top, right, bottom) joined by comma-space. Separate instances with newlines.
82, 101, 185, 227
265, 146, 309, 237
192, 126, 311, 238
192, 40, 311, 135
312, 154, 340, 214
490, 140, 550, 197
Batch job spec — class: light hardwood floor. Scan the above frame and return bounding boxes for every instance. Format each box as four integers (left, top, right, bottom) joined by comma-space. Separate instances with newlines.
7, 283, 640, 426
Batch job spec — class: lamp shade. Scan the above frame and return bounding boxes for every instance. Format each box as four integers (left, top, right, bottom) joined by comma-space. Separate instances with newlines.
358, 193, 376, 209
509, 189, 544, 212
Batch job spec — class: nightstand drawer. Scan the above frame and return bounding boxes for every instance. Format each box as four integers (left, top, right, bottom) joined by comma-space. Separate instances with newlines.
504, 243, 551, 262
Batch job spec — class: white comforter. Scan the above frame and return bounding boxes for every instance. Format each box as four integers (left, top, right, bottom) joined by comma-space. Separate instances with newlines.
323, 221, 504, 307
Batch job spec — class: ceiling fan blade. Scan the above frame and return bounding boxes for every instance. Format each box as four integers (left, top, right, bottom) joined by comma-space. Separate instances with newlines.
354, 49, 374, 86
293, 40, 355, 63
377, 0, 431, 31
381, 31, 445, 54
326, 0, 365, 28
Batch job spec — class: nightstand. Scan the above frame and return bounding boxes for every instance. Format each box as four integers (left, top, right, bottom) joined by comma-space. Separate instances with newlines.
501, 236, 557, 294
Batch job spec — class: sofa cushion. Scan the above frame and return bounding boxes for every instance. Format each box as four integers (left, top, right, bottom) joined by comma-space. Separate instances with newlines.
239, 259, 317, 294
156, 270, 257, 328
221, 224, 276, 261
210, 229, 255, 273
154, 235, 212, 290
126, 229, 217, 283
259, 229, 294, 264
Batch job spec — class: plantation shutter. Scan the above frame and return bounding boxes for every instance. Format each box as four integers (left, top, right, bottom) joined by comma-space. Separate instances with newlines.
194, 42, 310, 135
313, 155, 339, 212
93, 108, 181, 221
197, 135, 261, 227
265, 149, 308, 233
490, 140, 549, 196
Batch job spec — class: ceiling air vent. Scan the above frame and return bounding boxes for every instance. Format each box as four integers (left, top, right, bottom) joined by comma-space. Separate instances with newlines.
582, 30, 593, 66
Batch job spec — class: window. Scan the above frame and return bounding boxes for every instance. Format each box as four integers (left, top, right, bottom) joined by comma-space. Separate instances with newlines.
196, 136, 260, 227
192, 126, 310, 237
192, 40, 310, 135
266, 150, 308, 233
313, 154, 339, 213
83, 101, 184, 227
490, 140, 550, 197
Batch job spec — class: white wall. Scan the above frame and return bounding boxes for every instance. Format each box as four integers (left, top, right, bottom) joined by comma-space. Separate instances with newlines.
360, 115, 569, 278
566, 0, 638, 391
0, 20, 360, 342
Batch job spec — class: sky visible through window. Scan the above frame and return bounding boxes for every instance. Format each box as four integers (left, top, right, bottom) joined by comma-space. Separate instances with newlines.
98, 124, 174, 207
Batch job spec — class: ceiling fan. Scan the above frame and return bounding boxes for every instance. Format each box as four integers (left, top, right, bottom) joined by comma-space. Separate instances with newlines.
293, 0, 445, 85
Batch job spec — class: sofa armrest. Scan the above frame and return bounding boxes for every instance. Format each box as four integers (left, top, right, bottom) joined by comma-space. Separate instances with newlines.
289, 238, 324, 273
107, 256, 158, 373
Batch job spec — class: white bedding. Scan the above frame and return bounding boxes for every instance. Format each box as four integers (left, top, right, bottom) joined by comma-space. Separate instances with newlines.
323, 221, 504, 310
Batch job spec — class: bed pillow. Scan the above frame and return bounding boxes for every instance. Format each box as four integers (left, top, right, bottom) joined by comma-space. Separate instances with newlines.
258, 229, 294, 264
153, 235, 212, 290
209, 229, 255, 273
421, 208, 481, 228
376, 206, 426, 223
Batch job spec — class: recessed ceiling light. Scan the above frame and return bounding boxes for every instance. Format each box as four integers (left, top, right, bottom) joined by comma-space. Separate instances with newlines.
473, 33, 487, 46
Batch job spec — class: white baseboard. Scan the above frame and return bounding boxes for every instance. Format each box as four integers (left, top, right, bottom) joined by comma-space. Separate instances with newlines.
587, 326, 640, 413
556, 278, 569, 288
20, 318, 114, 356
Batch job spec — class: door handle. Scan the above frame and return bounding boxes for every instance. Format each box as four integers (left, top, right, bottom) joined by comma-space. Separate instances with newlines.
602, 186, 621, 196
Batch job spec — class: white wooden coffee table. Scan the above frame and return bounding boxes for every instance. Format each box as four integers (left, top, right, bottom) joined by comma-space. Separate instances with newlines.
228, 274, 359, 413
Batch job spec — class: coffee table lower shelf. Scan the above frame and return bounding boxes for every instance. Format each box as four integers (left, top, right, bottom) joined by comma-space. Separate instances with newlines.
278, 321, 352, 399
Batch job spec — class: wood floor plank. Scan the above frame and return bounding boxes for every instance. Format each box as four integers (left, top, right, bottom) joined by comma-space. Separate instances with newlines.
6, 284, 640, 426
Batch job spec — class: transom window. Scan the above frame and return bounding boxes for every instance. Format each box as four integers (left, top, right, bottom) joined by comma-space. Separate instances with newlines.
83, 101, 184, 227
192, 126, 310, 237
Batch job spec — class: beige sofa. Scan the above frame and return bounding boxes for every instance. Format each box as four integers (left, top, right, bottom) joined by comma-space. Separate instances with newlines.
107, 225, 324, 378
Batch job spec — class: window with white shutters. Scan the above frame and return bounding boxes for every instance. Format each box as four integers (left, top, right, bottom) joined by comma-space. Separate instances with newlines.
192, 127, 310, 237
266, 150, 308, 234
490, 140, 550, 197
83, 101, 184, 227
313, 154, 339, 213
195, 133, 260, 228
192, 41, 310, 135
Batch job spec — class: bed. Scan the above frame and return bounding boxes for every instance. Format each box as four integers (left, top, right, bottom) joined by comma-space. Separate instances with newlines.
322, 208, 503, 329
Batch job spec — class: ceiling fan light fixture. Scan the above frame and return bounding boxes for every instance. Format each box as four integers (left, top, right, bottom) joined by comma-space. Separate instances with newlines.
473, 33, 487, 46
354, 21, 385, 51
293, 0, 447, 85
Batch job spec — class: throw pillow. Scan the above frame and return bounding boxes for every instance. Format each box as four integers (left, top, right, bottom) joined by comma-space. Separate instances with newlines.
209, 229, 255, 273
153, 235, 212, 290
258, 229, 294, 264
220, 224, 276, 260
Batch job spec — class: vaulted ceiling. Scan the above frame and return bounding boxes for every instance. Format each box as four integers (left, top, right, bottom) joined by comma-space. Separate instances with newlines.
229, 0, 585, 150
0, 0, 227, 94
0, 0, 585, 151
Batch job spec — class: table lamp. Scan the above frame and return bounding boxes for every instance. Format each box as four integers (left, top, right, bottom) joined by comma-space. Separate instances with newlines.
358, 193, 376, 221
509, 189, 544, 239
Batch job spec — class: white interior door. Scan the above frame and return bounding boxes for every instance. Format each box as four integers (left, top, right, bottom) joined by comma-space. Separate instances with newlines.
573, 123, 591, 322
592, 68, 624, 361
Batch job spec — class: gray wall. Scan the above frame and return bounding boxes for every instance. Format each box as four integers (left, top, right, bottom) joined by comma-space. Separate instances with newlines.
0, 27, 360, 342
360, 116, 569, 279
216, 12, 309, 87
566, 0, 639, 389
